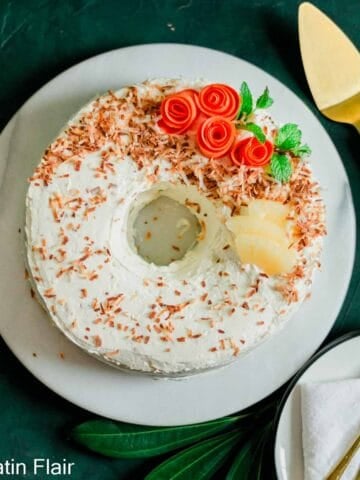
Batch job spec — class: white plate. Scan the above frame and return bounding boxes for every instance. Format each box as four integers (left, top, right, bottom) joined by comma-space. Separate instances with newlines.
274, 332, 360, 479
0, 44, 355, 426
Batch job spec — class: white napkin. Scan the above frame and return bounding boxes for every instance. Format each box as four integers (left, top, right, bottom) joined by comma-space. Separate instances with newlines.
301, 379, 360, 480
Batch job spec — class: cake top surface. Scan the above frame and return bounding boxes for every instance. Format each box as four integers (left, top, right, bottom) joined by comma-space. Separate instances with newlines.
25, 78, 326, 374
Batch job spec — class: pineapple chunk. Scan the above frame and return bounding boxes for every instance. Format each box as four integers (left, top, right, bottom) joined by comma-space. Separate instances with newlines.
235, 234, 296, 276
227, 199, 296, 275
247, 199, 289, 227
227, 216, 289, 247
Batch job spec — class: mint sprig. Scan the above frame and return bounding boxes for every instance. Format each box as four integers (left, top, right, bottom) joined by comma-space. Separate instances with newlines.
237, 81, 253, 119
255, 87, 274, 109
275, 123, 302, 150
291, 143, 312, 157
235, 85, 311, 184
270, 153, 292, 183
238, 83, 274, 119
274, 123, 312, 159
238, 122, 266, 143
237, 83, 273, 142
237, 82, 268, 142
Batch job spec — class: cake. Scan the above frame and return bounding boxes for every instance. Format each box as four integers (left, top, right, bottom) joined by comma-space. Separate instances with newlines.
25, 79, 326, 375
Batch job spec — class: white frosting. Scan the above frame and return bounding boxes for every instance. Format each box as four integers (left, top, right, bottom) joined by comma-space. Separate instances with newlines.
25, 79, 324, 375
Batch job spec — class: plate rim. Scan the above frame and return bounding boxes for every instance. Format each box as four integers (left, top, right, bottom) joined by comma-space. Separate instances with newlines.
273, 329, 360, 478
0, 43, 356, 425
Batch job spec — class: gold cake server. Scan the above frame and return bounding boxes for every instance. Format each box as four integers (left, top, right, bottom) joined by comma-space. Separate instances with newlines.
298, 2, 360, 132
325, 432, 360, 480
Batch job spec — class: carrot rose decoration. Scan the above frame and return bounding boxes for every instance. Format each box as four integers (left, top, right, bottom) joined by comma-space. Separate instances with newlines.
197, 116, 236, 159
157, 82, 302, 183
159, 90, 198, 134
230, 137, 274, 167
197, 84, 241, 120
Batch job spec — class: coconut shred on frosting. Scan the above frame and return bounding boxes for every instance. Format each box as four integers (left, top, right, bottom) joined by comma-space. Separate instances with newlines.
25, 79, 326, 374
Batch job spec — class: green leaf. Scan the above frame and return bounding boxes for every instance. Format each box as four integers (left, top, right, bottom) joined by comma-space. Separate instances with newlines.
145, 430, 243, 480
239, 123, 266, 143
255, 87, 274, 109
238, 81, 253, 118
71, 416, 242, 459
226, 437, 256, 479
275, 123, 302, 150
270, 153, 292, 183
252, 424, 273, 480
226, 424, 272, 480
291, 143, 312, 157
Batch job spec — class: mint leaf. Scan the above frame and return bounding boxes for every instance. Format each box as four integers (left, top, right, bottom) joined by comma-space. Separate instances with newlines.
291, 143, 312, 157
275, 123, 301, 150
270, 153, 292, 183
239, 123, 266, 143
237, 81, 253, 118
255, 87, 274, 109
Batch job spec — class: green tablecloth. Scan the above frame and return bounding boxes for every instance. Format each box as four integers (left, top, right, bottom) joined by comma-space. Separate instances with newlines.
0, 0, 359, 478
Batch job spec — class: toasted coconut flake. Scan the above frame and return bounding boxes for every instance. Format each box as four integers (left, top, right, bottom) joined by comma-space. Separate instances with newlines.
93, 335, 102, 347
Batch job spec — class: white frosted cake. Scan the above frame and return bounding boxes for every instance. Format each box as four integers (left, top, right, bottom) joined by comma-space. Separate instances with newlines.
25, 79, 326, 375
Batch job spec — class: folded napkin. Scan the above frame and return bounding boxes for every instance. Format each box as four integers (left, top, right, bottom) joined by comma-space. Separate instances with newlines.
301, 379, 360, 480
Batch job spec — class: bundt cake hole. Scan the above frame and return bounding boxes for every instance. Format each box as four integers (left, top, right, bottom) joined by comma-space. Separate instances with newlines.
133, 195, 201, 266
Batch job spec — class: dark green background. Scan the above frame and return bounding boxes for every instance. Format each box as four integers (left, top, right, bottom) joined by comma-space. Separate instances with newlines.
0, 0, 359, 478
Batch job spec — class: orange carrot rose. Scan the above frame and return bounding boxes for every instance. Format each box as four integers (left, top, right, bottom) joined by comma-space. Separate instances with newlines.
197, 84, 241, 120
230, 137, 274, 167
159, 89, 198, 134
197, 116, 236, 159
